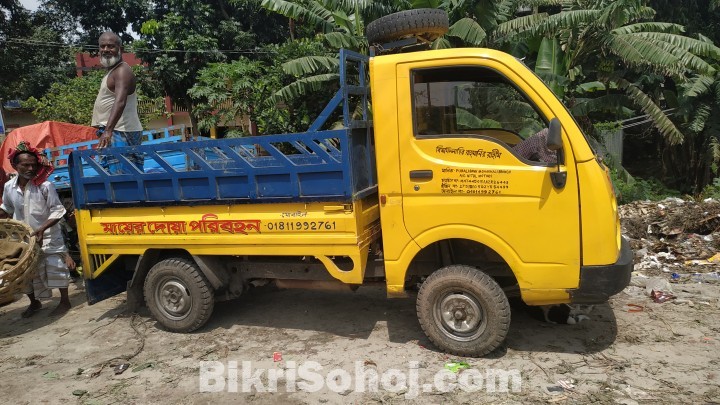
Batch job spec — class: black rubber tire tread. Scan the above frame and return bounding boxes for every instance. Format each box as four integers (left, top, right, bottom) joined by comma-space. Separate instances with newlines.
416, 265, 510, 357
366, 9, 449, 45
143, 257, 214, 333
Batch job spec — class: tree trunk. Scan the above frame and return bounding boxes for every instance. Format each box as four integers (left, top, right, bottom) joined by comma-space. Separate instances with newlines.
185, 99, 201, 138
217, 0, 232, 20
661, 134, 714, 194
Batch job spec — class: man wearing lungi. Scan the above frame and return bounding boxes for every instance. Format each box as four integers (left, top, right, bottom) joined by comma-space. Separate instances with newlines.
1, 142, 73, 317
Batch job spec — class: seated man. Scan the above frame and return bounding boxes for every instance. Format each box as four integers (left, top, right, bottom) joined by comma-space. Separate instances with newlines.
513, 128, 557, 163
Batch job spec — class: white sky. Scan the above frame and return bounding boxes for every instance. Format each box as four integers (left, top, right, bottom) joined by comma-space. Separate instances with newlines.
20, 0, 40, 11
17, 0, 138, 39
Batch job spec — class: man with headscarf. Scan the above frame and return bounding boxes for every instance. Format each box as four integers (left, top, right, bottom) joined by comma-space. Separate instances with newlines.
0, 142, 73, 317
91, 32, 144, 171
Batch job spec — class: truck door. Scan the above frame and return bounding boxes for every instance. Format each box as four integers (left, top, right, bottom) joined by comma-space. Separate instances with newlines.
396, 59, 581, 288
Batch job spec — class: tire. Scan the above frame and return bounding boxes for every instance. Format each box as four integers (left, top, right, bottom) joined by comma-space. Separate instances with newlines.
417, 265, 510, 357
366, 9, 449, 45
143, 258, 214, 332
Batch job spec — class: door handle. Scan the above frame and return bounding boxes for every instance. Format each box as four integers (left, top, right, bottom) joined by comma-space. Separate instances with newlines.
409, 170, 433, 181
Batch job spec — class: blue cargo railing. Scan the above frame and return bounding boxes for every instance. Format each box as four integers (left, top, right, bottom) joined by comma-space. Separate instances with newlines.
309, 49, 371, 132
48, 125, 188, 192
69, 50, 376, 209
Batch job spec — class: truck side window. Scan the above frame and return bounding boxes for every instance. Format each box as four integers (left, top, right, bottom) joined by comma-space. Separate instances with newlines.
412, 66, 551, 163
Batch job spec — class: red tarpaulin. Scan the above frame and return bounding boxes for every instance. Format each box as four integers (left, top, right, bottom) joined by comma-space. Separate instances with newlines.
0, 121, 97, 189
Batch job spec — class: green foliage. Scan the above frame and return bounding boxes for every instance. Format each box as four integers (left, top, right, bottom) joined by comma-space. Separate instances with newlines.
594, 120, 622, 133
261, 0, 334, 33
22, 71, 103, 125
281, 56, 340, 76
666, 71, 720, 193
651, 0, 720, 47
649, 3, 720, 193
0, 1, 77, 101
270, 40, 341, 131
23, 68, 162, 127
609, 168, 681, 204
423, 0, 698, 146
261, 0, 375, 108
189, 57, 287, 135
456, 109, 501, 129
45, 0, 150, 44
132, 1, 227, 113
133, 0, 287, 133
535, 37, 567, 96
445, 18, 487, 46
459, 0, 720, 147
189, 40, 335, 135
700, 177, 720, 199
412, 0, 442, 8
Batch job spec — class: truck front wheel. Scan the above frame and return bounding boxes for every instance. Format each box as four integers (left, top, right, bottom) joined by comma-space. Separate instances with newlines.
417, 265, 510, 357
143, 258, 214, 332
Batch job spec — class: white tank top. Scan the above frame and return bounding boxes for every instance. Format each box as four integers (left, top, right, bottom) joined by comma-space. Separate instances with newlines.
91, 62, 143, 132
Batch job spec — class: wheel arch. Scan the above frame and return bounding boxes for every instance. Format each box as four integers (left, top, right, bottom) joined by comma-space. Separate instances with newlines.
390, 225, 523, 290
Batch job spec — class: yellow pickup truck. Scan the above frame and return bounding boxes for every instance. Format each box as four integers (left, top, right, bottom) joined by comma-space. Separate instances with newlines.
69, 14, 631, 357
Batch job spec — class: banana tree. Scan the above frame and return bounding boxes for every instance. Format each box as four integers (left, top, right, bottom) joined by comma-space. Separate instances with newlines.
424, 0, 562, 49
261, 0, 402, 102
660, 70, 720, 192
518, 0, 720, 145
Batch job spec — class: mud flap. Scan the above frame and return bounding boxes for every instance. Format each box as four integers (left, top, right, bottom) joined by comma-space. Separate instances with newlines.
85, 266, 133, 305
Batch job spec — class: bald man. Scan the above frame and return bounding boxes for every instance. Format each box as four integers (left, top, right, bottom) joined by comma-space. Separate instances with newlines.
91, 32, 143, 170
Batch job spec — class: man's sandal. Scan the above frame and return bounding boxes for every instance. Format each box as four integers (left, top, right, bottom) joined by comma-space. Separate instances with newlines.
21, 303, 41, 318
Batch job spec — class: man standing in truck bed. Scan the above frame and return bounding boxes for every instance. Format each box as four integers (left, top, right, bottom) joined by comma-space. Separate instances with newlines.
91, 32, 143, 170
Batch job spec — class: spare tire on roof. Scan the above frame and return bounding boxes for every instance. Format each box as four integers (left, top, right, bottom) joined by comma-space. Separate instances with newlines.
366, 9, 449, 45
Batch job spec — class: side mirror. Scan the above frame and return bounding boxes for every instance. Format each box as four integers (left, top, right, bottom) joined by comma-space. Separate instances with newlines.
546, 118, 567, 189
547, 118, 562, 151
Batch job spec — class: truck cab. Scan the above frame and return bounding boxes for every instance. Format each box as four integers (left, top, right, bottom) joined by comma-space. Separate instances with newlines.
371, 48, 630, 304
369, 48, 631, 355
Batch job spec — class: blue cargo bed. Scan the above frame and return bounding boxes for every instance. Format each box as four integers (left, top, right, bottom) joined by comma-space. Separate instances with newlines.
69, 128, 376, 209
69, 50, 374, 210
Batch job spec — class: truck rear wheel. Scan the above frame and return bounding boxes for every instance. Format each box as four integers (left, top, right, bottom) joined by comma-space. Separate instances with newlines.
366, 9, 449, 45
417, 265, 510, 357
143, 258, 214, 332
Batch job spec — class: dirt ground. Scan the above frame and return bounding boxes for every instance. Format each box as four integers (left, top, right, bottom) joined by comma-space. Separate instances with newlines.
1, 199, 720, 404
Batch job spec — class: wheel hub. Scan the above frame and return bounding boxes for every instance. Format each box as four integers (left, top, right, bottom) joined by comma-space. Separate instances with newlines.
437, 293, 484, 338
156, 279, 191, 321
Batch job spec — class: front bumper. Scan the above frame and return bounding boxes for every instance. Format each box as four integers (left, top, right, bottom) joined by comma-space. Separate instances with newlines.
569, 237, 633, 304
